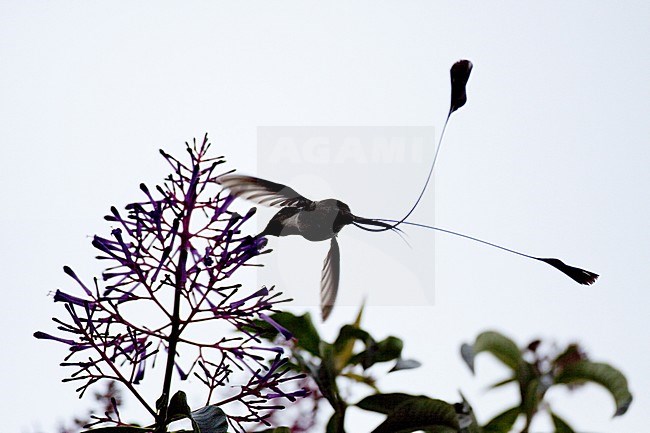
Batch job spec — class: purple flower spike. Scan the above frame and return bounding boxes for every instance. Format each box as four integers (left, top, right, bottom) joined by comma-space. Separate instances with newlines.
134, 359, 146, 384
63, 266, 93, 296
265, 389, 309, 400
54, 289, 95, 308
33, 331, 76, 345
259, 313, 293, 340
230, 287, 270, 309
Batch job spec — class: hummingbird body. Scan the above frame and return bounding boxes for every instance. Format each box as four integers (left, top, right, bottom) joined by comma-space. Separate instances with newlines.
261, 199, 354, 241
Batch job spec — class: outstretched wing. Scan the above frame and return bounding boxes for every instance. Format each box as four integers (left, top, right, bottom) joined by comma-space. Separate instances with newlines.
218, 174, 313, 208
321, 237, 341, 321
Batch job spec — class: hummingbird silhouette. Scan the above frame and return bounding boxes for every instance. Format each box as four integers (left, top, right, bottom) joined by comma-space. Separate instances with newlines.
219, 60, 598, 321
217, 174, 399, 320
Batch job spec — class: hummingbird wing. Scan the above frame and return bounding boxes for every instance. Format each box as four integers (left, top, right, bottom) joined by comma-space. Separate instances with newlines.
320, 236, 340, 321
218, 174, 313, 208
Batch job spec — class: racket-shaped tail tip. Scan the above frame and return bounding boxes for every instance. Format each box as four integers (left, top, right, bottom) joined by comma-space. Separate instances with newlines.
537, 257, 599, 285
449, 59, 473, 115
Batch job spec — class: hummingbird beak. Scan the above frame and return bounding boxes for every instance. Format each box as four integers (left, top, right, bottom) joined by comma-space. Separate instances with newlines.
351, 216, 404, 233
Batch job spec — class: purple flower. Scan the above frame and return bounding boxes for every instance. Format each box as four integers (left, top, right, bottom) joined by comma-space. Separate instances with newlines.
259, 313, 293, 340
33, 331, 76, 345
53, 289, 95, 308
230, 287, 270, 309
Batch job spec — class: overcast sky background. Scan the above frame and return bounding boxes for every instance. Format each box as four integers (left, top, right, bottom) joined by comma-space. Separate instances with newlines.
1, 2, 649, 432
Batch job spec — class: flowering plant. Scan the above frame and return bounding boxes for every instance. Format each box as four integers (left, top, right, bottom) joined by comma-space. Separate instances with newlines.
35, 135, 306, 433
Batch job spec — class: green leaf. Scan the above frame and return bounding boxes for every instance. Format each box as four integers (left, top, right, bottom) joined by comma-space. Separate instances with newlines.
82, 428, 151, 433
375, 337, 404, 362
333, 325, 372, 352
333, 324, 373, 370
351, 336, 404, 370
370, 397, 459, 433
522, 377, 542, 427
357, 393, 422, 414
190, 405, 228, 433
167, 391, 192, 424
334, 303, 367, 370
482, 407, 520, 433
461, 331, 522, 374
554, 360, 633, 416
550, 412, 576, 433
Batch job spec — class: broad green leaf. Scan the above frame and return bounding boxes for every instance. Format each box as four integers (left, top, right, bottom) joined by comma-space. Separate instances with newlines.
333, 324, 373, 370
370, 397, 459, 433
190, 405, 228, 433
166, 390, 192, 423
351, 336, 404, 369
375, 337, 403, 362
554, 360, 633, 416
82, 428, 151, 433
461, 331, 522, 374
482, 407, 519, 433
333, 324, 372, 351
357, 393, 422, 414
550, 412, 576, 433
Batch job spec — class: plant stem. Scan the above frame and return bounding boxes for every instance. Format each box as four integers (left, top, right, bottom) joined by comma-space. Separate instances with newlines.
155, 166, 200, 432
83, 327, 157, 419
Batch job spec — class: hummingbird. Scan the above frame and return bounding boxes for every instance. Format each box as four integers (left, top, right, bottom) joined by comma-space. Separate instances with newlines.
217, 173, 399, 321
219, 59, 598, 321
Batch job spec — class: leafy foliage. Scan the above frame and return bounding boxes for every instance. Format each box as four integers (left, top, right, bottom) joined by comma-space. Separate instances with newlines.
251, 306, 420, 433
462, 331, 633, 432
252, 314, 634, 433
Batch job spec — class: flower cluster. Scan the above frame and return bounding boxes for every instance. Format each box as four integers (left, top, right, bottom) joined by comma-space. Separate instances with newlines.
35, 135, 307, 432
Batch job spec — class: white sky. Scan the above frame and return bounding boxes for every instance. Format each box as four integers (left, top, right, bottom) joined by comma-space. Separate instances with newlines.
1, 2, 649, 432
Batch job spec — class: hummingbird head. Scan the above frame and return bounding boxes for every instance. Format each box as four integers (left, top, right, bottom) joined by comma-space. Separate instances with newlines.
332, 200, 354, 228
